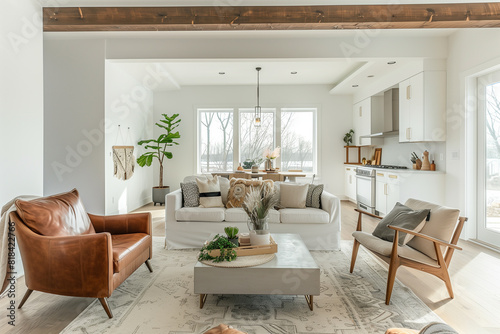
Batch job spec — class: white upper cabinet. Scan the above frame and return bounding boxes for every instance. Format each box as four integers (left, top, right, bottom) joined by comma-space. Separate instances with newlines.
352, 96, 384, 146
399, 71, 446, 142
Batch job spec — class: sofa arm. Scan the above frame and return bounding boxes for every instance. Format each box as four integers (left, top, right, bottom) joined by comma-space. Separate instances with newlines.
166, 189, 183, 222
12, 212, 113, 298
321, 191, 341, 225
89, 212, 151, 235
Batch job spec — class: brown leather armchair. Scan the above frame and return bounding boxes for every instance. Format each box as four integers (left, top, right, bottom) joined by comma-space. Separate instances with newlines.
11, 189, 153, 318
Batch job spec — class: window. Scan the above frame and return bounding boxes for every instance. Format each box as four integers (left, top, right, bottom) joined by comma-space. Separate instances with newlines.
239, 108, 275, 164
199, 109, 233, 172
281, 108, 315, 173
198, 107, 316, 173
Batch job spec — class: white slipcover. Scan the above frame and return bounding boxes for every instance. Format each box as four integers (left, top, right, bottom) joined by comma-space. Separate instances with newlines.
279, 208, 330, 224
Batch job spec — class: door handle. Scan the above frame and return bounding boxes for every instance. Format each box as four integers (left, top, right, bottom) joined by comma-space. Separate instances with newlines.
384, 183, 388, 195
406, 85, 411, 100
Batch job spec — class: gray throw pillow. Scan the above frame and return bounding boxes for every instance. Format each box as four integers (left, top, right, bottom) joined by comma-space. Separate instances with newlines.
419, 322, 458, 334
306, 184, 324, 209
372, 202, 430, 245
180, 182, 199, 207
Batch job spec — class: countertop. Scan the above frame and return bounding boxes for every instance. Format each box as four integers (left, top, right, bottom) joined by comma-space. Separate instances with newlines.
345, 164, 446, 174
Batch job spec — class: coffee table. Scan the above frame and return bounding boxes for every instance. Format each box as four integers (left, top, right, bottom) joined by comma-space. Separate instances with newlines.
194, 233, 320, 310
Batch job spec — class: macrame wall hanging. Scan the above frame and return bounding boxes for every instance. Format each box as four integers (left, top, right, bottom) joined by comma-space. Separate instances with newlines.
112, 126, 135, 181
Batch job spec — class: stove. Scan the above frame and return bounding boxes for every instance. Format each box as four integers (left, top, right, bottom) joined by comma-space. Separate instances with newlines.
368, 165, 408, 170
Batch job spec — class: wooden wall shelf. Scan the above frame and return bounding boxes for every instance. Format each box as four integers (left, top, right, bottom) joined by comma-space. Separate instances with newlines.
344, 146, 362, 165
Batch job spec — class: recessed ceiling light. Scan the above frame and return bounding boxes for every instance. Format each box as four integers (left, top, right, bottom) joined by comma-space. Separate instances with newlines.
387, 61, 396, 65
219, 72, 225, 75
291, 71, 298, 74
368, 75, 375, 78
352, 84, 359, 88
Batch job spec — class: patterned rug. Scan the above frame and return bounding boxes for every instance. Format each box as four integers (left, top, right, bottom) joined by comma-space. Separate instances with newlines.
61, 237, 440, 334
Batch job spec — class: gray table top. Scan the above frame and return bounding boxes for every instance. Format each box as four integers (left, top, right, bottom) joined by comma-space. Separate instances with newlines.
195, 233, 319, 270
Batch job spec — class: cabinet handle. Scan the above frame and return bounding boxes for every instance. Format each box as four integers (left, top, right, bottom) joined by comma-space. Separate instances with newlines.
389, 175, 398, 179
406, 128, 410, 140
384, 183, 388, 195
346, 168, 350, 171
359, 106, 362, 117
406, 85, 411, 100
350, 175, 352, 183
376, 173, 384, 177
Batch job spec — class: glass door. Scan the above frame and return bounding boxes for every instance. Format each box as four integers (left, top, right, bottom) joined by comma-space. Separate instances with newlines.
477, 70, 500, 247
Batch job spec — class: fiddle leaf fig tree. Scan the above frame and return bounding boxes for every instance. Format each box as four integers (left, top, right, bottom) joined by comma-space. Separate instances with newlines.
137, 113, 181, 188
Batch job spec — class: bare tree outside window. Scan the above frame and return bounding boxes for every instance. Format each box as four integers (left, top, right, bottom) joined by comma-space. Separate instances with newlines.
240, 109, 274, 167
281, 109, 314, 172
199, 110, 233, 172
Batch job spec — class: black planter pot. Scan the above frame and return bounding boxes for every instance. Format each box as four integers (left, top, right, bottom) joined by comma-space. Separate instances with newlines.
153, 186, 170, 206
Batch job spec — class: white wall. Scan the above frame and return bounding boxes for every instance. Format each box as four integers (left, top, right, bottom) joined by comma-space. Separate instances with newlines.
0, 0, 44, 205
43, 38, 106, 214
153, 85, 352, 197
446, 29, 500, 238
105, 62, 154, 215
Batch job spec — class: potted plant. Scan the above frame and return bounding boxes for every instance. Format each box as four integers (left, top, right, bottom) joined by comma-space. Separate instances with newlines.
242, 186, 278, 245
224, 226, 239, 247
137, 113, 181, 205
263, 147, 280, 171
343, 129, 354, 146
198, 234, 238, 263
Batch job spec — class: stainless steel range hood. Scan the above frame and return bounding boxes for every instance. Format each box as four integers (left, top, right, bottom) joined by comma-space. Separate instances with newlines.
360, 88, 399, 139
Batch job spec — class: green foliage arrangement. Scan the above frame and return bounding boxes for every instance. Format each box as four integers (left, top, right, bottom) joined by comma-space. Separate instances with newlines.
224, 226, 239, 239
198, 234, 238, 263
137, 113, 181, 187
343, 129, 354, 146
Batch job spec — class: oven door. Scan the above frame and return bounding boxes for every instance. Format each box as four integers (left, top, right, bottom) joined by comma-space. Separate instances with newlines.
356, 175, 375, 208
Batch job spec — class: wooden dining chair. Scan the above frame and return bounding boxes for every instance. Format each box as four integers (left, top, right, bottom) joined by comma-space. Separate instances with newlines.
262, 173, 283, 182
229, 173, 251, 179
350, 198, 467, 305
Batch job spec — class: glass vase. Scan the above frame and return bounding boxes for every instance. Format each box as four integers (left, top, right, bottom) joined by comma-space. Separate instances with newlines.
265, 159, 273, 171
247, 217, 270, 246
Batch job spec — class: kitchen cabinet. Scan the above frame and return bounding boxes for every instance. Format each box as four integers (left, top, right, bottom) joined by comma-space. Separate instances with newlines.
344, 166, 357, 202
352, 97, 384, 146
399, 71, 446, 142
375, 171, 400, 216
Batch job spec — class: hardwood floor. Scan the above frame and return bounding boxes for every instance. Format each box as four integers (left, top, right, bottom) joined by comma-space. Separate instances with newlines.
1, 201, 499, 333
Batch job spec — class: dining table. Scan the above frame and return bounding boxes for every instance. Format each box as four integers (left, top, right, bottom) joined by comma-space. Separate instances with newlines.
211, 171, 306, 182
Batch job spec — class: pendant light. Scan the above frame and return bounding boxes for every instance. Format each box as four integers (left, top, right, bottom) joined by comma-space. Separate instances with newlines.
254, 67, 262, 127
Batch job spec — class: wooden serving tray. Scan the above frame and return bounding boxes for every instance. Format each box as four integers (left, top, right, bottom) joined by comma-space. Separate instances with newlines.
208, 236, 278, 257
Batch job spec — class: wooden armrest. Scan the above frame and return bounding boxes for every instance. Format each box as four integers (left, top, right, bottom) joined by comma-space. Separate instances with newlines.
388, 225, 462, 250
355, 208, 383, 220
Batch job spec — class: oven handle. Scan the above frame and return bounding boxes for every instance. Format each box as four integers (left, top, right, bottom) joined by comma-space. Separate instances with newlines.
355, 175, 374, 181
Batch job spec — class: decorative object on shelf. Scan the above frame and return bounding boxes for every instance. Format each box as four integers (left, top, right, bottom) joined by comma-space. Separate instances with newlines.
242, 159, 253, 169
254, 67, 262, 127
362, 157, 367, 165
263, 146, 280, 171
251, 165, 259, 173
431, 160, 436, 171
137, 113, 181, 205
421, 150, 431, 170
198, 234, 238, 263
237, 163, 244, 171
374, 148, 382, 165
343, 129, 355, 146
224, 226, 239, 247
242, 187, 278, 246
410, 152, 422, 170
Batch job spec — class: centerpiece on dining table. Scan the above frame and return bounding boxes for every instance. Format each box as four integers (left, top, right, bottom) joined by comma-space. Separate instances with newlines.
242, 186, 278, 246
263, 146, 280, 172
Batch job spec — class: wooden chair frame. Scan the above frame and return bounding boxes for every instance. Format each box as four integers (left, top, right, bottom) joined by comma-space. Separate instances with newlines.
350, 208, 467, 305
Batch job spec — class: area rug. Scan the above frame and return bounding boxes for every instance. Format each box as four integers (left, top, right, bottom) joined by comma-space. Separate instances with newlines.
61, 237, 441, 334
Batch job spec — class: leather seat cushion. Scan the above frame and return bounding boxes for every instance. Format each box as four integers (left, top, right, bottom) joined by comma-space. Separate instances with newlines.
352, 231, 439, 267
111, 233, 151, 273
15, 188, 95, 236
176, 207, 225, 222
280, 208, 329, 224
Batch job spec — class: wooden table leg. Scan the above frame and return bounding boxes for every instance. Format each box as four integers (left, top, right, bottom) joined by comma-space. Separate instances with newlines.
199, 294, 207, 309
305, 295, 313, 311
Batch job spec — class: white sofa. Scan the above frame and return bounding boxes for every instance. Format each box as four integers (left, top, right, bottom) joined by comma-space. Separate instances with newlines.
165, 176, 341, 250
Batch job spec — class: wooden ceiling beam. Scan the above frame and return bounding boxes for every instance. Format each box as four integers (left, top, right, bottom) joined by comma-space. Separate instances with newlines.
43, 3, 500, 32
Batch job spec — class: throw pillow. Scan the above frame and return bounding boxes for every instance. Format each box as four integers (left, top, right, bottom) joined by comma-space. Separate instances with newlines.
280, 183, 309, 209
15, 188, 95, 236
180, 182, 199, 207
372, 202, 430, 245
226, 178, 274, 208
419, 322, 458, 334
306, 184, 324, 209
196, 176, 224, 208
204, 323, 247, 334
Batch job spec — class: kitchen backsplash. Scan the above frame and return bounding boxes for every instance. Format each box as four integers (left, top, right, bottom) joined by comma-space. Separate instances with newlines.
359, 136, 446, 171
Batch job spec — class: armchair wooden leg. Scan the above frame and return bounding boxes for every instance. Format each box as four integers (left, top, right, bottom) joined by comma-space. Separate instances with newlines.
350, 239, 360, 273
18, 289, 33, 309
98, 298, 113, 319
145, 259, 153, 273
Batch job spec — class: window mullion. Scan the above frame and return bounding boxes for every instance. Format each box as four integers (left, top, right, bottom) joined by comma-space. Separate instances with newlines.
276, 108, 282, 169
233, 108, 239, 170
